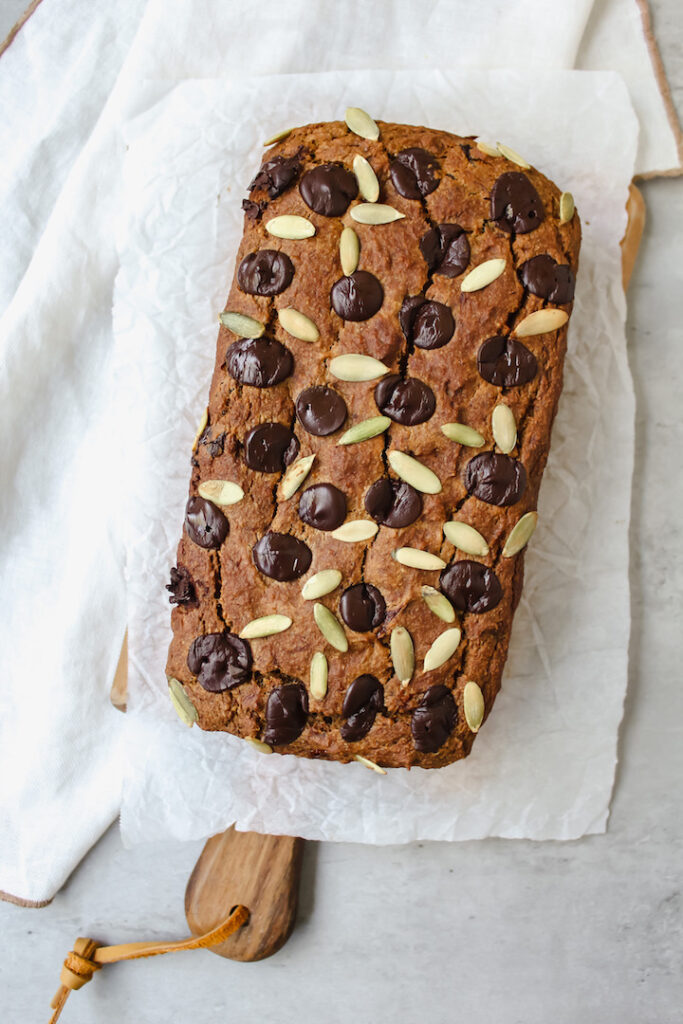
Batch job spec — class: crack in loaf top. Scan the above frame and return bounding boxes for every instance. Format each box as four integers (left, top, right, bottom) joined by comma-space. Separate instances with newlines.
164, 108, 581, 772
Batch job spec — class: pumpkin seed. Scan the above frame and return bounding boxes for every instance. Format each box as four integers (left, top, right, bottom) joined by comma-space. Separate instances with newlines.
239, 614, 292, 639
350, 203, 404, 225
421, 585, 456, 623
559, 191, 575, 224
277, 307, 319, 342
496, 142, 530, 168
388, 450, 441, 494
245, 737, 273, 754
423, 627, 462, 672
309, 651, 328, 700
329, 353, 389, 381
192, 407, 208, 449
168, 677, 198, 727
491, 403, 517, 453
219, 311, 265, 338
263, 127, 292, 146
390, 626, 415, 685
197, 479, 244, 505
345, 106, 379, 141
279, 454, 315, 500
301, 569, 343, 600
340, 226, 360, 275
443, 520, 489, 557
502, 511, 538, 557
515, 308, 568, 337
463, 681, 485, 732
440, 422, 486, 447
461, 258, 506, 293
353, 754, 387, 774
476, 140, 499, 157
353, 154, 380, 202
338, 415, 391, 445
393, 547, 446, 571
313, 603, 348, 652
265, 214, 315, 239
330, 520, 379, 543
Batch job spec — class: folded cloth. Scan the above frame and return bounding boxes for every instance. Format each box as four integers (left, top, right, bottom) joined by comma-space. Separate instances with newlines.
0, 0, 678, 904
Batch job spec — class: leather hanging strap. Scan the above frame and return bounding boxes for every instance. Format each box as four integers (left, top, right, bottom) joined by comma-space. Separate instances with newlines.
49, 903, 249, 1022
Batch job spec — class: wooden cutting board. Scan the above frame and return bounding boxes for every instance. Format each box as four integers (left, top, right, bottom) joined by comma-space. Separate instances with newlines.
109, 184, 645, 957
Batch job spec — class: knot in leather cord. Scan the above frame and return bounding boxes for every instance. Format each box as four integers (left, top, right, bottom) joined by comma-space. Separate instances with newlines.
60, 944, 102, 991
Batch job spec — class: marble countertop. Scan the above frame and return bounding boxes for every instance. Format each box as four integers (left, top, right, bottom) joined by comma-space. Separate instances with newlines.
2, 3, 682, 1022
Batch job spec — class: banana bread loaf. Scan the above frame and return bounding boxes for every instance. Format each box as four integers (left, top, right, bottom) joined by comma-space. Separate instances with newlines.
165, 110, 581, 770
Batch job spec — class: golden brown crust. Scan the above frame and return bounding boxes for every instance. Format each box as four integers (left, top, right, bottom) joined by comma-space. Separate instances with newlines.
165, 120, 581, 769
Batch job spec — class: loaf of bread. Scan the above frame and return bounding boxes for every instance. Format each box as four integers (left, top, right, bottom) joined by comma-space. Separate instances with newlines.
165, 110, 581, 770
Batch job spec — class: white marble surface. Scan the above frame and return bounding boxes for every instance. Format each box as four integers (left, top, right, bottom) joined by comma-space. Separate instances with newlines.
1, 2, 682, 1022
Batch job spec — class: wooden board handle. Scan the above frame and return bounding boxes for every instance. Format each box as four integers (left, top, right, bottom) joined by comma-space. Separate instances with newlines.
184, 827, 304, 962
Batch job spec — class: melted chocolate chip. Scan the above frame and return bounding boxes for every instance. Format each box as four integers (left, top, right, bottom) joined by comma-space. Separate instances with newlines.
299, 163, 358, 217
295, 386, 347, 436
184, 496, 229, 549
491, 172, 544, 234
187, 631, 252, 691
339, 583, 386, 632
411, 685, 457, 753
204, 432, 226, 457
464, 452, 527, 506
252, 532, 312, 581
237, 250, 294, 296
243, 423, 299, 473
341, 675, 384, 742
389, 147, 440, 199
419, 224, 470, 277
249, 153, 301, 199
477, 336, 537, 387
263, 684, 308, 746
364, 477, 422, 529
298, 483, 347, 531
242, 198, 266, 221
166, 565, 197, 607
519, 254, 575, 304
331, 271, 383, 321
226, 337, 293, 388
375, 374, 436, 425
439, 560, 503, 614
399, 297, 455, 350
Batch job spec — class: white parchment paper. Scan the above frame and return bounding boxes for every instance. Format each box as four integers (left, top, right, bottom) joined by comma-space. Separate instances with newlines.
114, 69, 638, 845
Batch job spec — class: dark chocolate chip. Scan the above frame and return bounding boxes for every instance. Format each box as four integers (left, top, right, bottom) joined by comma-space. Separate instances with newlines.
491, 171, 544, 234
411, 685, 457, 753
263, 683, 308, 746
243, 423, 299, 473
419, 224, 470, 277
184, 496, 229, 549
242, 198, 266, 221
341, 675, 384, 742
295, 385, 347, 436
237, 250, 294, 296
399, 297, 455, 350
330, 271, 383, 321
166, 565, 197, 607
226, 337, 293, 388
249, 153, 301, 199
252, 532, 312, 581
464, 452, 527, 506
477, 335, 537, 387
374, 374, 436, 425
339, 583, 386, 632
519, 254, 575, 304
364, 477, 423, 529
389, 147, 440, 199
187, 631, 252, 691
439, 559, 503, 614
299, 163, 358, 217
298, 483, 347, 532
204, 431, 226, 458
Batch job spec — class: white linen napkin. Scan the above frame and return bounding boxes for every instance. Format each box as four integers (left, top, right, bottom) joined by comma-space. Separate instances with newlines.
0, 0, 677, 903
